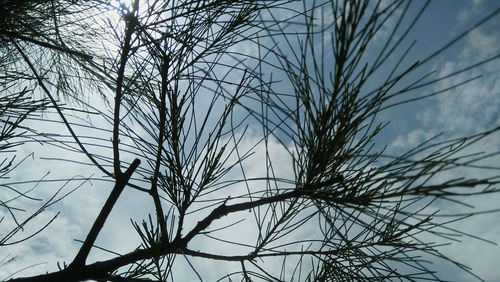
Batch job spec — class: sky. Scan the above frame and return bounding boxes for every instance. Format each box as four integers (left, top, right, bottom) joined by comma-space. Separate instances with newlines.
373, 1, 500, 280
1, 0, 500, 281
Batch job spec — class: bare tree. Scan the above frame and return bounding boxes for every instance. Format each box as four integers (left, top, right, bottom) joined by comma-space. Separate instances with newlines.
1, 0, 500, 281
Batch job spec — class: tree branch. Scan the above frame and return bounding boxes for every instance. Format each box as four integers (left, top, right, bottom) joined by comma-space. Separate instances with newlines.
113, 0, 139, 177
68, 158, 141, 269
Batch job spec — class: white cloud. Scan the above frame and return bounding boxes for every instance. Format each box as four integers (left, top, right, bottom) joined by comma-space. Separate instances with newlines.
391, 128, 436, 150
425, 24, 500, 135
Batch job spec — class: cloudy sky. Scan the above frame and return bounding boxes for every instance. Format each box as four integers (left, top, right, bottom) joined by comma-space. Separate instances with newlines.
1, 0, 500, 281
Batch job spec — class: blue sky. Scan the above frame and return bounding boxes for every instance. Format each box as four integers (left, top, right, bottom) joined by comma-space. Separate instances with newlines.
375, 1, 500, 280
1, 0, 500, 281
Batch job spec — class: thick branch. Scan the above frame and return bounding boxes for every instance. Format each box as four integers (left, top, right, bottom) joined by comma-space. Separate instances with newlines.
150, 54, 169, 241
69, 158, 141, 269
9, 228, 181, 282
181, 190, 303, 244
180, 247, 346, 261
8, 189, 303, 281
113, 1, 138, 176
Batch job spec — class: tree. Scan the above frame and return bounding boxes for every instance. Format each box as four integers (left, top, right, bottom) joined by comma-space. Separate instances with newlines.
1, 0, 500, 281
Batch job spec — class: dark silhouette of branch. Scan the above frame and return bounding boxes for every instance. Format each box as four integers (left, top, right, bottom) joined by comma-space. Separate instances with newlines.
69, 158, 141, 269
